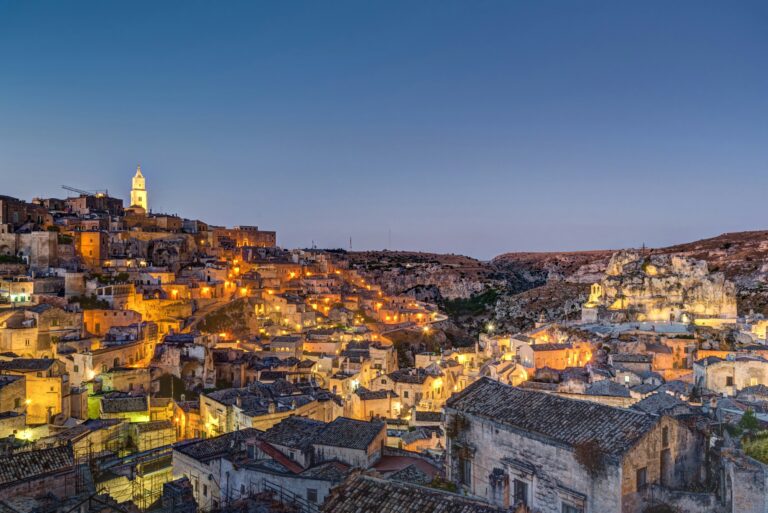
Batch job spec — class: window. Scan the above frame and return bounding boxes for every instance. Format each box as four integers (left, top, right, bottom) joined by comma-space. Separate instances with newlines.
403, 391, 409, 399
202, 485, 208, 497
562, 504, 583, 513
662, 426, 669, 447
307, 488, 318, 503
751, 377, 759, 386
14, 398, 20, 409
726, 376, 734, 387
458, 456, 472, 487
513, 479, 528, 506
636, 467, 647, 491
240, 485, 245, 495
74, 365, 79, 373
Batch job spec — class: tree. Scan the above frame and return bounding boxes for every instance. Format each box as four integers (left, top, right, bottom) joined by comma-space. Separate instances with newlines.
740, 409, 759, 432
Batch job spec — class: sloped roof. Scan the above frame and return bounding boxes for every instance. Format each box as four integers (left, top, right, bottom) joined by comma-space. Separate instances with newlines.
321, 474, 506, 513
0, 358, 56, 372
0, 444, 74, 487
632, 392, 691, 416
174, 428, 262, 462
312, 417, 385, 451
261, 416, 326, 450
101, 395, 148, 413
446, 377, 658, 456
585, 379, 631, 398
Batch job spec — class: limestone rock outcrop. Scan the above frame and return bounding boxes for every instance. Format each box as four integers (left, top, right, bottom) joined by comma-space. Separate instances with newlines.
586, 250, 737, 322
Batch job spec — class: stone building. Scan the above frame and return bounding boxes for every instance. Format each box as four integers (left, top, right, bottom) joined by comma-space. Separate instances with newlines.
211, 226, 276, 249
0, 231, 59, 269
0, 358, 70, 424
445, 378, 703, 513
199, 379, 342, 435
694, 355, 768, 396
74, 230, 109, 268
65, 193, 124, 216
0, 195, 51, 232
0, 374, 26, 414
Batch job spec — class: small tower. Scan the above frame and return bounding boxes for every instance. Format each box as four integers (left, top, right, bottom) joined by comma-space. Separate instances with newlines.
130, 165, 148, 212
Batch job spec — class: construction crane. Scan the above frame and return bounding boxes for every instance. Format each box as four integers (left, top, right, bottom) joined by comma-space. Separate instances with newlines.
62, 185, 108, 197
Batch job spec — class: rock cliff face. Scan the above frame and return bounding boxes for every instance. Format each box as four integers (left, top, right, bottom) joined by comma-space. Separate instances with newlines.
594, 250, 737, 322
346, 251, 537, 302
344, 231, 768, 338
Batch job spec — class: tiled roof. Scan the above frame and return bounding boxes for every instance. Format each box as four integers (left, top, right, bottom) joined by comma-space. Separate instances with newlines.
388, 369, 428, 384
312, 417, 385, 451
693, 356, 724, 366
446, 377, 658, 456
174, 428, 262, 462
0, 444, 74, 487
135, 420, 174, 433
632, 392, 691, 416
299, 460, 350, 482
0, 358, 56, 372
355, 386, 397, 400
531, 343, 572, 352
414, 411, 443, 423
738, 384, 768, 398
585, 380, 631, 398
101, 395, 148, 413
261, 416, 326, 450
631, 383, 660, 395
321, 474, 506, 513
386, 463, 433, 485
610, 353, 653, 363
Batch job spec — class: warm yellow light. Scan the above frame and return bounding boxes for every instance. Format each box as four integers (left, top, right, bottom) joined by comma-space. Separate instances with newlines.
25, 398, 32, 405
17, 428, 34, 441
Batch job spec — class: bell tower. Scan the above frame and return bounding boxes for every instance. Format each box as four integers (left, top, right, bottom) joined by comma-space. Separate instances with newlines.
130, 165, 148, 211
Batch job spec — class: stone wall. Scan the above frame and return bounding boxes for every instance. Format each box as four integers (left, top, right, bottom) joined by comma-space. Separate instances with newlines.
445, 409, 623, 513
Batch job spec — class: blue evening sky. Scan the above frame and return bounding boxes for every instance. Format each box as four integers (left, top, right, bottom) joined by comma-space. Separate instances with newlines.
0, 1, 766, 259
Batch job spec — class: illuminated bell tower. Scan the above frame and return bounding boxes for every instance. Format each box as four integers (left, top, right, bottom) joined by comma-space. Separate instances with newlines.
130, 165, 148, 211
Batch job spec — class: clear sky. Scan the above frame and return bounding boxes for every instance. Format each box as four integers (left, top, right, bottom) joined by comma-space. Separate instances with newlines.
0, 1, 766, 259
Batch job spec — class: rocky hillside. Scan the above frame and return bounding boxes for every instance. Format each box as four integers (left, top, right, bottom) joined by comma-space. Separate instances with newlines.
345, 231, 768, 338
